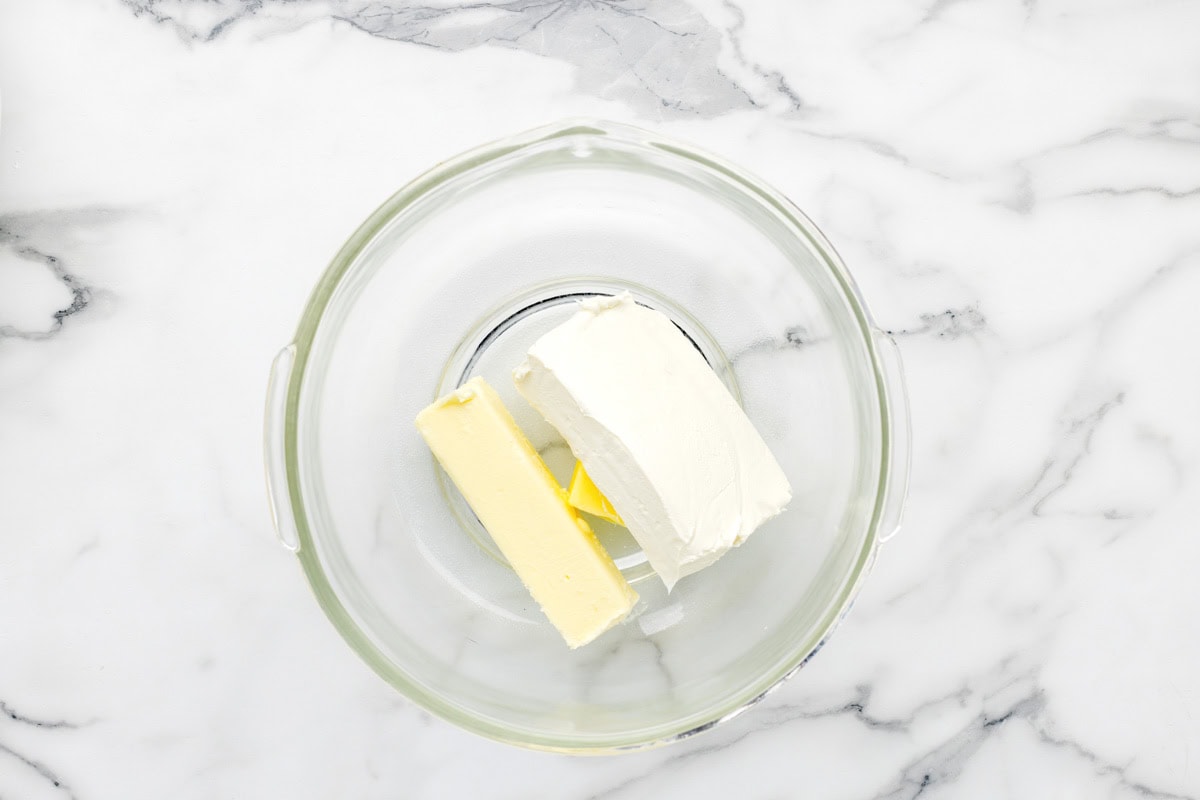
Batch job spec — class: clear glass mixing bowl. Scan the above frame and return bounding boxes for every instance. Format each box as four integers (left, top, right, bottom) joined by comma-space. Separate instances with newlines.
264, 120, 910, 752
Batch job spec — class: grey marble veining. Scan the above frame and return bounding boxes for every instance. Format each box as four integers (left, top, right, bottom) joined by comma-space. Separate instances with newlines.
0, 212, 109, 340
118, 0, 804, 117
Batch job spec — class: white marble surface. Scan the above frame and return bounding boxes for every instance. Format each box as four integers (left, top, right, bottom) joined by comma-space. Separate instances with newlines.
2, 0, 1199, 796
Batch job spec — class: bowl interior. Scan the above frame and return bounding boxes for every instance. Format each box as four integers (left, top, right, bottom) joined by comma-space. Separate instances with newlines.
290, 123, 885, 749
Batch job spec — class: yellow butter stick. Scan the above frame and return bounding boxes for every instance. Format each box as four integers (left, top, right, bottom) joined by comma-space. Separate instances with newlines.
415, 377, 636, 648
567, 461, 625, 526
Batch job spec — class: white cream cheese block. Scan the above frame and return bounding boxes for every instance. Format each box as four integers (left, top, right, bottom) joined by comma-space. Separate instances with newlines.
513, 293, 792, 590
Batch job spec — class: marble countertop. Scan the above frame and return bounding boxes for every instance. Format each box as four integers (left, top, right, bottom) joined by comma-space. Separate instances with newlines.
3, 0, 1198, 796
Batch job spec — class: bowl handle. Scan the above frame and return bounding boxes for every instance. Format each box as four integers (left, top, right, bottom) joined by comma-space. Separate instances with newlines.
264, 345, 301, 552
874, 332, 911, 543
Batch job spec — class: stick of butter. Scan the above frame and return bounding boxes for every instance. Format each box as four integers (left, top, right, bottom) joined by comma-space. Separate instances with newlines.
568, 461, 624, 526
415, 377, 638, 648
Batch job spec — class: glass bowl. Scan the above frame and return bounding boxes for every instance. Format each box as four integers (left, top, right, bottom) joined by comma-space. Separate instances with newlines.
264, 119, 910, 752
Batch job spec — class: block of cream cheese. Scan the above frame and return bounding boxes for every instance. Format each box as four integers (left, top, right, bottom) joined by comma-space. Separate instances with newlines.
513, 294, 792, 590
415, 377, 637, 648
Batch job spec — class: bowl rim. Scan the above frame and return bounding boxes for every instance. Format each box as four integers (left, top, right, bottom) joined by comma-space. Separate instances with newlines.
276, 118, 900, 753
